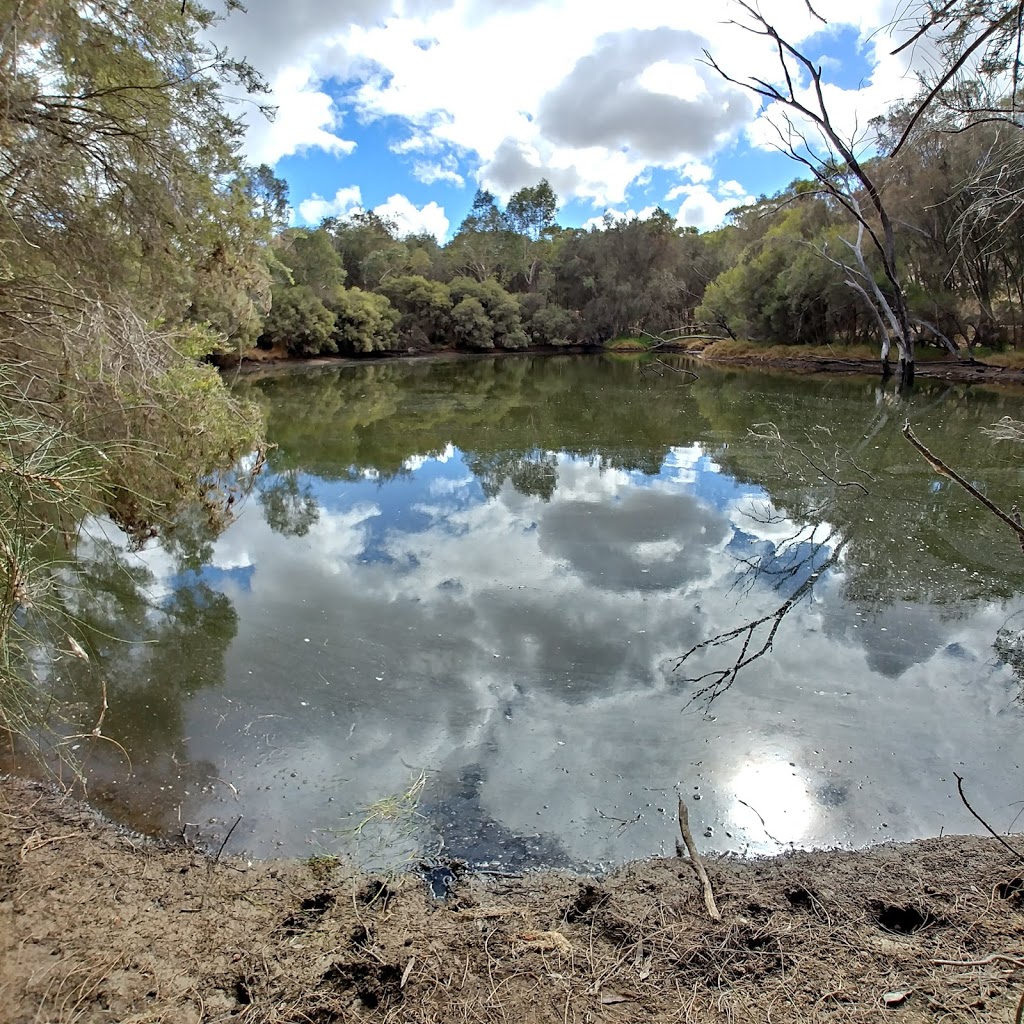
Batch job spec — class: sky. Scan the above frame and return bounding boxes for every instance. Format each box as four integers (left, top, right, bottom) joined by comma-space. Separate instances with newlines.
209, 0, 924, 242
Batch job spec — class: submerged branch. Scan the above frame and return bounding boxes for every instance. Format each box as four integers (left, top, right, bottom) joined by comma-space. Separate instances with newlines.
902, 421, 1024, 551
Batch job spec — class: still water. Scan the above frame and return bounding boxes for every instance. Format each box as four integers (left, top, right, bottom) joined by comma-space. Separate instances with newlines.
45, 356, 1024, 870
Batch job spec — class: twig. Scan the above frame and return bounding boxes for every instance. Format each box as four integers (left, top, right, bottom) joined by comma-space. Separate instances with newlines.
954, 773, 1024, 863
676, 793, 721, 921
212, 814, 243, 867
737, 798, 786, 847
903, 422, 1024, 551
930, 953, 1024, 967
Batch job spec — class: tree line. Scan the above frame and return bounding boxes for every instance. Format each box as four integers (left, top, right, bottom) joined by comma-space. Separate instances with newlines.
256, 111, 1024, 367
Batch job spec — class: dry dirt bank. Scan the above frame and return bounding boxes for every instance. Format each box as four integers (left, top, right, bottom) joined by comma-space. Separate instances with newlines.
689, 352, 1024, 387
1, 777, 1022, 1024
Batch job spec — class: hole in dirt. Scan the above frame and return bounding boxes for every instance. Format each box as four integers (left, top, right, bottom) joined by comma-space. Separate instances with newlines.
744, 932, 773, 951
301, 892, 335, 915
565, 884, 608, 923
234, 978, 252, 1005
785, 887, 814, 910
997, 878, 1023, 902
350, 924, 370, 950
321, 962, 403, 1010
280, 892, 335, 935
357, 879, 394, 907
872, 902, 935, 934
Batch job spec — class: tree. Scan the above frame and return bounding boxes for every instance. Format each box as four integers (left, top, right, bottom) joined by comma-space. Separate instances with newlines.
332, 288, 400, 354
705, 2, 963, 385
888, 1, 1024, 154
326, 211, 399, 288
1, 0, 272, 740
246, 164, 291, 231
260, 285, 337, 356
0, 0, 271, 527
278, 228, 347, 304
506, 179, 558, 241
450, 296, 495, 349
377, 275, 453, 346
449, 278, 529, 349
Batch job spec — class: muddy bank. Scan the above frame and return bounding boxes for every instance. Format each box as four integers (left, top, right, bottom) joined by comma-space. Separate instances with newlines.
691, 351, 1024, 387
2, 778, 1022, 1023
222, 344, 1024, 390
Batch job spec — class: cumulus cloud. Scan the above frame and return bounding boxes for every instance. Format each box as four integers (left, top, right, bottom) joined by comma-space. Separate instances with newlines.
296, 187, 449, 241
667, 182, 756, 229
297, 185, 363, 224
536, 29, 752, 161
581, 206, 659, 231
208, 0, 929, 207
374, 194, 450, 240
680, 160, 714, 184
411, 159, 465, 188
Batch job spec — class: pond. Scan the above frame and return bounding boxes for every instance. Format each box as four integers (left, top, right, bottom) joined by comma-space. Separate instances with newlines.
37, 355, 1024, 871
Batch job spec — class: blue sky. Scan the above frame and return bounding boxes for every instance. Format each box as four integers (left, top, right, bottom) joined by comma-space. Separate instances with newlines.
213, 1, 915, 241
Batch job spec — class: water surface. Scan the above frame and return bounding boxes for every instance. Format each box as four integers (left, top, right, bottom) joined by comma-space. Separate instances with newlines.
42, 356, 1024, 869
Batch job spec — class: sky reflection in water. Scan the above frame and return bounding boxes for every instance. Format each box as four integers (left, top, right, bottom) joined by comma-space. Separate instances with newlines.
57, 364, 1024, 871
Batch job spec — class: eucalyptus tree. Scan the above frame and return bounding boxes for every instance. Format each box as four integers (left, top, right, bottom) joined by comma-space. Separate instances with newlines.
705, 2, 968, 385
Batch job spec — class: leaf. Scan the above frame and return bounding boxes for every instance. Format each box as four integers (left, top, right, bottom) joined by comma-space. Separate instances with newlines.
600, 993, 634, 1005
882, 989, 911, 1007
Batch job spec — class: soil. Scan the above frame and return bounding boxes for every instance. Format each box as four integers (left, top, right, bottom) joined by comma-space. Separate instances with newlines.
2, 778, 1022, 1023
220, 343, 1024, 390
689, 352, 1024, 387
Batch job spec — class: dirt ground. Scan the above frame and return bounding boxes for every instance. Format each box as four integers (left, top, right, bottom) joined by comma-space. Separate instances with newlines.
690, 352, 1024, 387
1, 777, 1022, 1024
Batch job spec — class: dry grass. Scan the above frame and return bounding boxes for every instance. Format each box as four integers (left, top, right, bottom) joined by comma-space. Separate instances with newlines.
2, 777, 1023, 1024
976, 348, 1024, 369
603, 337, 653, 351
693, 338, 962, 363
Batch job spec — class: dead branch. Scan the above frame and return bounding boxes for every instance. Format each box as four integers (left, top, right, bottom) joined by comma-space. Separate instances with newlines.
902, 421, 1024, 550
677, 793, 721, 921
953, 773, 1024, 863
674, 541, 845, 704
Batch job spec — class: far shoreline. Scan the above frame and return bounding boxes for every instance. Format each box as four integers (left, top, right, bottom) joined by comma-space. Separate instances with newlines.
218, 341, 1024, 389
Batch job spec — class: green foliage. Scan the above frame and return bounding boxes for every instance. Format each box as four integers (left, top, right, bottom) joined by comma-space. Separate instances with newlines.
261, 285, 338, 356
279, 229, 347, 303
332, 288, 401, 354
506, 179, 558, 241
450, 278, 529, 349
451, 296, 495, 350
0, 0, 271, 748
377, 276, 453, 346
519, 294, 576, 346
325, 211, 399, 289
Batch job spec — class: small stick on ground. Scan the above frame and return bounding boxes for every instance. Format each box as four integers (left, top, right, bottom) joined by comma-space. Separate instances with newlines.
212, 815, 243, 868
677, 793, 721, 921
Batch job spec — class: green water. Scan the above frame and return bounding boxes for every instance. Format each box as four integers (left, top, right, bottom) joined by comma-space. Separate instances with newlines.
41, 355, 1024, 869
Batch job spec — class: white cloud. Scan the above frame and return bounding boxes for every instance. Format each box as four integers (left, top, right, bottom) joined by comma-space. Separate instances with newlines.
239, 66, 357, 167
297, 185, 363, 224
212, 0, 922, 205
412, 160, 465, 188
679, 160, 714, 184
374, 193, 450, 241
581, 205, 659, 231
295, 187, 449, 241
668, 182, 756, 229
